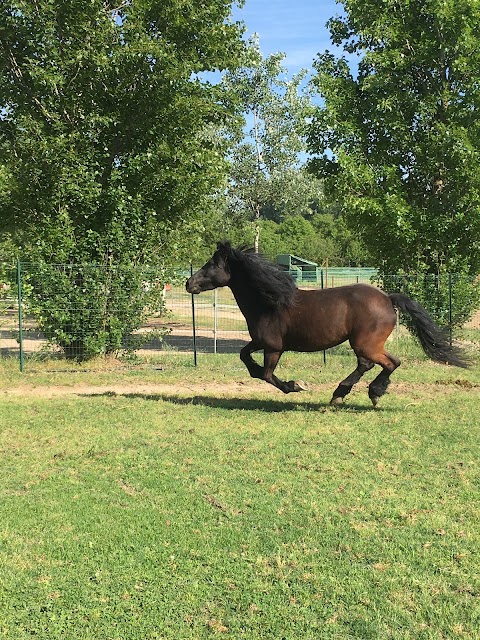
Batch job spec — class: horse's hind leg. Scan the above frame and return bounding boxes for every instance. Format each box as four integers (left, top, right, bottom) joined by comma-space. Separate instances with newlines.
368, 351, 401, 407
330, 356, 375, 406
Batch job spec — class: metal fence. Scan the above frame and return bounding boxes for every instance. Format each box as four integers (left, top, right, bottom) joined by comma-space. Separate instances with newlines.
1, 261, 479, 370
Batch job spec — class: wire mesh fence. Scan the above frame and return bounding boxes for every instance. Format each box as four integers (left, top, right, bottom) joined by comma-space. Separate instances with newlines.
1, 261, 479, 370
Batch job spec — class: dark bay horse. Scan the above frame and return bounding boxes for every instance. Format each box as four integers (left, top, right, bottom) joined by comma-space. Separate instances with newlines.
186, 242, 468, 406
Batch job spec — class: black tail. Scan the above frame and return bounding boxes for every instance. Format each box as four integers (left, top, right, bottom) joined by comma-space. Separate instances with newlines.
389, 293, 469, 368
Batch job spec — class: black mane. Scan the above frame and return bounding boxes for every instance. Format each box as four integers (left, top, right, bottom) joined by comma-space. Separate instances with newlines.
217, 241, 297, 308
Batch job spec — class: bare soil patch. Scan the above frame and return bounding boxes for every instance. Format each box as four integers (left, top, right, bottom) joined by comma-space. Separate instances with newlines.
2, 379, 477, 400
465, 308, 480, 328
2, 380, 273, 399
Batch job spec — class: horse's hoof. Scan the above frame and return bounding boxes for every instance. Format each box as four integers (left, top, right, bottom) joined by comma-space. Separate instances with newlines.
330, 396, 343, 406
286, 380, 307, 392
370, 396, 380, 408
294, 380, 307, 392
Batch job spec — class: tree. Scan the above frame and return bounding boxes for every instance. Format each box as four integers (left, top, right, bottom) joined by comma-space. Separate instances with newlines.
0, 0, 245, 357
308, 0, 480, 281
1, 0, 245, 263
257, 211, 371, 266
222, 37, 324, 252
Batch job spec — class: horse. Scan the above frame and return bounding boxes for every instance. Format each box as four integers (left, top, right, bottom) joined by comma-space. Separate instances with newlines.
186, 242, 469, 407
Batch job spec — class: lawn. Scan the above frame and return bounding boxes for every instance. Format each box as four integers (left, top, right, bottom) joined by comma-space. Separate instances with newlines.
0, 350, 479, 639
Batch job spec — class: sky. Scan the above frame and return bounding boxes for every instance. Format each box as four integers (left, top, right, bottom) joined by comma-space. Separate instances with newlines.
231, 0, 344, 75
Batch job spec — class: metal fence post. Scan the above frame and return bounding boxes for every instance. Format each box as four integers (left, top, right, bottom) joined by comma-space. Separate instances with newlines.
320, 269, 326, 365
448, 272, 453, 346
190, 265, 197, 366
17, 258, 25, 372
213, 287, 218, 354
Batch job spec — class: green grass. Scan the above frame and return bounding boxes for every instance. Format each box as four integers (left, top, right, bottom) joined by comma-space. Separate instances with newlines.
0, 352, 479, 639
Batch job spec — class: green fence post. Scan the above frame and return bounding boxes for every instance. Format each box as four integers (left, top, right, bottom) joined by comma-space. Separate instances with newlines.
17, 258, 25, 372
190, 265, 197, 366
448, 272, 453, 346
320, 270, 326, 365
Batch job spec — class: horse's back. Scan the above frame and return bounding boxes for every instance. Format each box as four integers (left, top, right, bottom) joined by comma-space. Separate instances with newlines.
296, 282, 391, 310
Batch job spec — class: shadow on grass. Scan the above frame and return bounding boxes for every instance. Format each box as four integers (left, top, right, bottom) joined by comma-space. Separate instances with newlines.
81, 391, 384, 413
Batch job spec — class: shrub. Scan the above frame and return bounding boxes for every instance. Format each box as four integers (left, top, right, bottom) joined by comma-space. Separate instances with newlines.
380, 269, 480, 329
19, 262, 174, 360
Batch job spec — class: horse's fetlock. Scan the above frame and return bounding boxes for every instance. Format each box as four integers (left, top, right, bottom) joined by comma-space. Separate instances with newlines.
332, 382, 353, 399
369, 378, 390, 401
330, 396, 344, 406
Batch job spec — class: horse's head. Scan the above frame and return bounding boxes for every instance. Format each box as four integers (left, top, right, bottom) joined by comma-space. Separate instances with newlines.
186, 242, 232, 294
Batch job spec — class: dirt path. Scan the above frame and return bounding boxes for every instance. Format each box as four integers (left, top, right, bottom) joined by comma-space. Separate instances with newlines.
1, 381, 285, 399
2, 379, 478, 399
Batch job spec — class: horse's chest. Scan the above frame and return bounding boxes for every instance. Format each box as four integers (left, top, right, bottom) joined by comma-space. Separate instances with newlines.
247, 313, 287, 349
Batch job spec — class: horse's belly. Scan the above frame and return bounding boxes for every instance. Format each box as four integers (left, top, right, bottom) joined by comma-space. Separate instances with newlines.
283, 330, 348, 352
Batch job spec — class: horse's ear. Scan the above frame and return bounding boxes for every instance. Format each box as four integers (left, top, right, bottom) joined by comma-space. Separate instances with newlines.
216, 240, 232, 260
217, 240, 231, 253
214, 240, 231, 267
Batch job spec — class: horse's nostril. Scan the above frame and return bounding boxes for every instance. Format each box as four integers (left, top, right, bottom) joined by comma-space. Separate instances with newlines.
186, 280, 200, 294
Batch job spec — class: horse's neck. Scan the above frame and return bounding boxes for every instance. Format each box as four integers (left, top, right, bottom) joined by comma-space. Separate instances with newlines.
229, 280, 268, 323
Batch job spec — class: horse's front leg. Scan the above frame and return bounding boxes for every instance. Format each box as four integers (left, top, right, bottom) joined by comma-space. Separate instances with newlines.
263, 350, 307, 394
240, 341, 264, 379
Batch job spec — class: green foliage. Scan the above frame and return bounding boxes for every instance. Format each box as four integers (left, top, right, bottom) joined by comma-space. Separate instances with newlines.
222, 38, 325, 248
0, 0, 245, 356
19, 262, 178, 360
190, 207, 372, 266
381, 268, 480, 328
0, 0, 245, 259
309, 0, 480, 285
258, 212, 372, 266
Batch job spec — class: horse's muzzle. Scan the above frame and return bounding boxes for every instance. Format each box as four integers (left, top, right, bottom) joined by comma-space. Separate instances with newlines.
185, 278, 200, 294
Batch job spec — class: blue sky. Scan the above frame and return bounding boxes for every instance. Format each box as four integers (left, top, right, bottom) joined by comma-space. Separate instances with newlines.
232, 0, 344, 74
